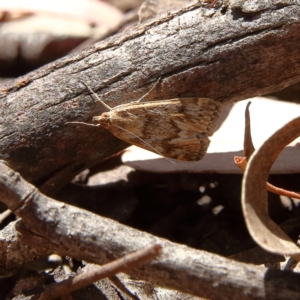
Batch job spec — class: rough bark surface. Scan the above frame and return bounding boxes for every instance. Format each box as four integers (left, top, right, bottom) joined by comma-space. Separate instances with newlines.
1, 0, 300, 192
1, 162, 300, 300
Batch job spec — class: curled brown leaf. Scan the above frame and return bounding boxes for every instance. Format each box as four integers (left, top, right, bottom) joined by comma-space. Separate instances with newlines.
235, 101, 300, 199
242, 116, 300, 260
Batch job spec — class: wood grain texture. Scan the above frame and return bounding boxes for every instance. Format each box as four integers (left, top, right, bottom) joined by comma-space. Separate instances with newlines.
1, 0, 300, 192
1, 162, 300, 299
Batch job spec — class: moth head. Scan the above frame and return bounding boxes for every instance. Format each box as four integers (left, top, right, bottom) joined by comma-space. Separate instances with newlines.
94, 112, 111, 128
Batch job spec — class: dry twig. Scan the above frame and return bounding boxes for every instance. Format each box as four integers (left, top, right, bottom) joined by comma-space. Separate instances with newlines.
0, 209, 12, 224
1, 162, 300, 299
37, 244, 161, 300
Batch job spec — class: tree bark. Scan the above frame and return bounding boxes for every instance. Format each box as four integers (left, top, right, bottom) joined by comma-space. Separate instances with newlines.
1, 162, 300, 300
1, 0, 300, 193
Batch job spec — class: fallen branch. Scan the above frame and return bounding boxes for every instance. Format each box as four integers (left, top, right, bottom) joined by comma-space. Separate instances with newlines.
1, 2, 300, 193
1, 162, 300, 299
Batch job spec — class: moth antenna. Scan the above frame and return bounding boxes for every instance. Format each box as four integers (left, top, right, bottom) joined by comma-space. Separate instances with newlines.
80, 82, 112, 111
115, 125, 175, 164
135, 77, 161, 103
66, 121, 99, 127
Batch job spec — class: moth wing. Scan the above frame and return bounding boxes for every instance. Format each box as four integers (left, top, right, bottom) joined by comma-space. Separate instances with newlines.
178, 98, 222, 136
147, 134, 210, 161
109, 129, 210, 161
143, 97, 221, 160
101, 98, 221, 161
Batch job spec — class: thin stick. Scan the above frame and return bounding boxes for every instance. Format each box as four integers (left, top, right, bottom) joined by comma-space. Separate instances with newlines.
209, 0, 218, 8
0, 209, 12, 224
37, 244, 162, 300
235, 156, 300, 199
266, 182, 300, 200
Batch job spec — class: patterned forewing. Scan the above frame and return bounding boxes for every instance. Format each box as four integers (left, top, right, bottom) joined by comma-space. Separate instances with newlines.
103, 98, 221, 161
179, 98, 222, 136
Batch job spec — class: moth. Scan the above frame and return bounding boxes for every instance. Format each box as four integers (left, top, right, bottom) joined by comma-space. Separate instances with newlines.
69, 80, 222, 161
92, 94, 222, 161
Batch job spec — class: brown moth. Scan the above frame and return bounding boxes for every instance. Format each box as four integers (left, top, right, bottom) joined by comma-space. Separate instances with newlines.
92, 97, 222, 161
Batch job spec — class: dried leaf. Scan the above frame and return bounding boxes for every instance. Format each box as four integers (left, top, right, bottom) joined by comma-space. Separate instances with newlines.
243, 102, 255, 160
242, 116, 300, 260
235, 102, 300, 199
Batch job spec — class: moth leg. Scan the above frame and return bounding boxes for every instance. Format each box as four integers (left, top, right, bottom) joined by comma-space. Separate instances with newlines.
81, 82, 112, 111
135, 77, 161, 103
